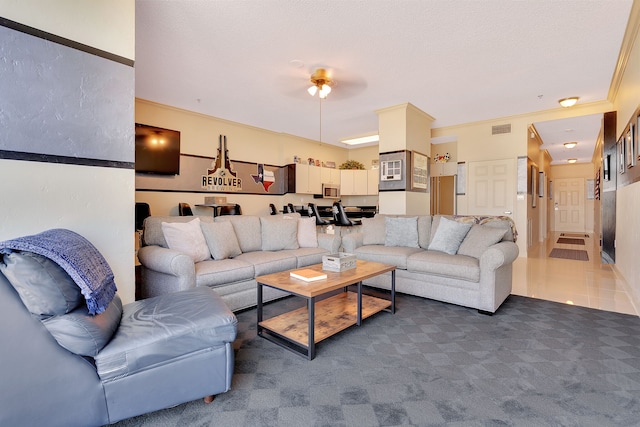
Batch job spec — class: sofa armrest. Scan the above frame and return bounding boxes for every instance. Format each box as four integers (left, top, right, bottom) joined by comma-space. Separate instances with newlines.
341, 232, 364, 253
480, 241, 519, 271
317, 233, 341, 253
137, 246, 197, 298
138, 245, 195, 277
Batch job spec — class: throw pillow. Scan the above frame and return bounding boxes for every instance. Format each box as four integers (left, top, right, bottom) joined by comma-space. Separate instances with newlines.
200, 221, 242, 260
297, 217, 318, 248
362, 216, 387, 245
42, 294, 123, 356
161, 217, 210, 262
457, 224, 507, 259
0, 251, 84, 318
385, 217, 419, 248
427, 217, 472, 255
260, 217, 299, 251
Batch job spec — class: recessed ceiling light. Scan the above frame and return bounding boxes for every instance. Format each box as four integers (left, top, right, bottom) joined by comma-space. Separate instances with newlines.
564, 142, 577, 149
341, 134, 379, 145
558, 97, 579, 108
567, 158, 577, 164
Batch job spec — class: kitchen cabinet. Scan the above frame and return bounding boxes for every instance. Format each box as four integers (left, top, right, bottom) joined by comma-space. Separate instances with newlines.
341, 170, 368, 195
295, 163, 322, 194
321, 167, 341, 185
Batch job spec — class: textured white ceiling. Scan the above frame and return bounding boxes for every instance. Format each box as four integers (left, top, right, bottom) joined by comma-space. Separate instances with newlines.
135, 0, 633, 164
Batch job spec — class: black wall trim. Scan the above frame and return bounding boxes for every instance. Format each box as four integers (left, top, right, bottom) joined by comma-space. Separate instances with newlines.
0, 17, 134, 67
0, 150, 134, 170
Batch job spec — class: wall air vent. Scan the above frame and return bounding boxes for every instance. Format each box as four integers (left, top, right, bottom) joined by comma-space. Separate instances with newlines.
492, 124, 511, 135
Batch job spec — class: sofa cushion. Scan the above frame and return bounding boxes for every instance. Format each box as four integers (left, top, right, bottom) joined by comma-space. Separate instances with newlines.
428, 217, 472, 255
417, 216, 433, 249
161, 217, 210, 262
297, 217, 318, 248
201, 221, 242, 260
260, 216, 299, 251
143, 215, 214, 248
280, 247, 330, 267
234, 251, 298, 276
457, 224, 508, 259
407, 251, 480, 282
95, 287, 237, 381
385, 217, 419, 248
362, 216, 386, 245
195, 258, 255, 287
0, 251, 83, 318
216, 216, 262, 253
353, 245, 422, 269
42, 294, 123, 356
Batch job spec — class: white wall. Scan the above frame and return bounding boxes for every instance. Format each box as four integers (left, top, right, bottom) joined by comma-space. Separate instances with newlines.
0, 2, 136, 303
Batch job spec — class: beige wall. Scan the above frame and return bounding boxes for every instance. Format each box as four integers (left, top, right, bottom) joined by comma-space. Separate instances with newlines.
612, 2, 640, 308
0, 1, 136, 302
135, 100, 381, 216
0, 0, 135, 59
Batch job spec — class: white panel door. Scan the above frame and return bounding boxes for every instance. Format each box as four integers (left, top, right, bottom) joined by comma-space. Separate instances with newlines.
467, 159, 515, 217
553, 178, 585, 232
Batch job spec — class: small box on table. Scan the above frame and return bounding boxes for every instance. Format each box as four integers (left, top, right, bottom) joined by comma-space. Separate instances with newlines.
322, 252, 357, 272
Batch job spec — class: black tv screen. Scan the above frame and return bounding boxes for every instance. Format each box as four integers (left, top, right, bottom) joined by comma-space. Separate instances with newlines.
135, 123, 180, 175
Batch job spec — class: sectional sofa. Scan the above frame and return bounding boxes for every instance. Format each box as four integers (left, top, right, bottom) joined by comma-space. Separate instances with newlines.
138, 214, 341, 311
341, 214, 519, 314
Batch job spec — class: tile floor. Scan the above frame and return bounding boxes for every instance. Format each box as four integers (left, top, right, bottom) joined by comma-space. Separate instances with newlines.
512, 231, 638, 316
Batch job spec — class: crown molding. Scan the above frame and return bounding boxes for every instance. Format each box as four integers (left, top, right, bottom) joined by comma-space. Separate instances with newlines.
608, 0, 640, 102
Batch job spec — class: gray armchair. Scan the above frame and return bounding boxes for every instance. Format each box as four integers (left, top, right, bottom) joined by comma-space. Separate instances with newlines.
0, 233, 237, 426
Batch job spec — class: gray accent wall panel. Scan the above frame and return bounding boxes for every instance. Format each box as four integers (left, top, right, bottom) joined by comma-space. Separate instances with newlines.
0, 25, 133, 163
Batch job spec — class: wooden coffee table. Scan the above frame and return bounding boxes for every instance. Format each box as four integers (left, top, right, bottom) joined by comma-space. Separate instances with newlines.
256, 260, 396, 360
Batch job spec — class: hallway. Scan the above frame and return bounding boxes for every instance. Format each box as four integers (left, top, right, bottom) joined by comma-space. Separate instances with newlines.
512, 231, 637, 316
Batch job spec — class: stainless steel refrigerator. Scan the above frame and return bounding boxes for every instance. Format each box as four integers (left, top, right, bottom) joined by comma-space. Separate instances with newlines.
430, 175, 456, 215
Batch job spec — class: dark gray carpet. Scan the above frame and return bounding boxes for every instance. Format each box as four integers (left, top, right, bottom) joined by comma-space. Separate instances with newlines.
560, 233, 590, 238
111, 291, 640, 426
549, 248, 589, 261
556, 237, 585, 245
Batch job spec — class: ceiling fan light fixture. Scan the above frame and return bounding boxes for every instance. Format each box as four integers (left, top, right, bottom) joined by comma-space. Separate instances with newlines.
318, 84, 331, 99
564, 142, 577, 149
558, 97, 579, 108
308, 68, 333, 98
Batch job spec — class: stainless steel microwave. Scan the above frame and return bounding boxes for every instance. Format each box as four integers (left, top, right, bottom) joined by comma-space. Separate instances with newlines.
322, 183, 340, 198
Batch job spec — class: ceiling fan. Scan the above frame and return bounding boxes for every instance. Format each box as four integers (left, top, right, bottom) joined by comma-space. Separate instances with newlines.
275, 63, 367, 101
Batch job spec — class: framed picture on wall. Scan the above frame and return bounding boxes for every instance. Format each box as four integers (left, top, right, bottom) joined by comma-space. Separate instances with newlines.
618, 138, 625, 174
410, 150, 429, 191
631, 121, 637, 167
626, 126, 634, 168
637, 114, 640, 161
530, 164, 537, 207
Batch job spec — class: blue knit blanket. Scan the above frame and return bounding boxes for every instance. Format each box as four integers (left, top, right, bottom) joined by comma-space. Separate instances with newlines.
0, 229, 117, 314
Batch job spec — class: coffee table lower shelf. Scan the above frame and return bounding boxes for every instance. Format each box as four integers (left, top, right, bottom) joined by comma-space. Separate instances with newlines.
259, 291, 390, 347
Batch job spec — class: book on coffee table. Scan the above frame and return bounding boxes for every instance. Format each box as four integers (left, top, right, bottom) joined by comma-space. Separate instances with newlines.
290, 268, 327, 282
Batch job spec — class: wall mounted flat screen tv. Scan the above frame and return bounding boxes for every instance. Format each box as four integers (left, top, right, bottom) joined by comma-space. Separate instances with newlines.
135, 123, 180, 175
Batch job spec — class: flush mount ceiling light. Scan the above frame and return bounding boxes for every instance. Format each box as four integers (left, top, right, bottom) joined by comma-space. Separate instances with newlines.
564, 142, 577, 149
307, 68, 333, 99
341, 134, 379, 145
567, 158, 577, 164
558, 97, 579, 108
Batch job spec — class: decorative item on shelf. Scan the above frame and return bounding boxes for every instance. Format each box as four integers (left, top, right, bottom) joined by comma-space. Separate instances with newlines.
308, 157, 314, 165
315, 159, 320, 166
325, 161, 336, 168
293, 155, 299, 163
435, 153, 450, 163
338, 160, 365, 170
371, 159, 379, 169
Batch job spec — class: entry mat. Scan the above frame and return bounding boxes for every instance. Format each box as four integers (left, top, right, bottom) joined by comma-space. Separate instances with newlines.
557, 237, 585, 245
560, 232, 590, 238
549, 248, 589, 261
